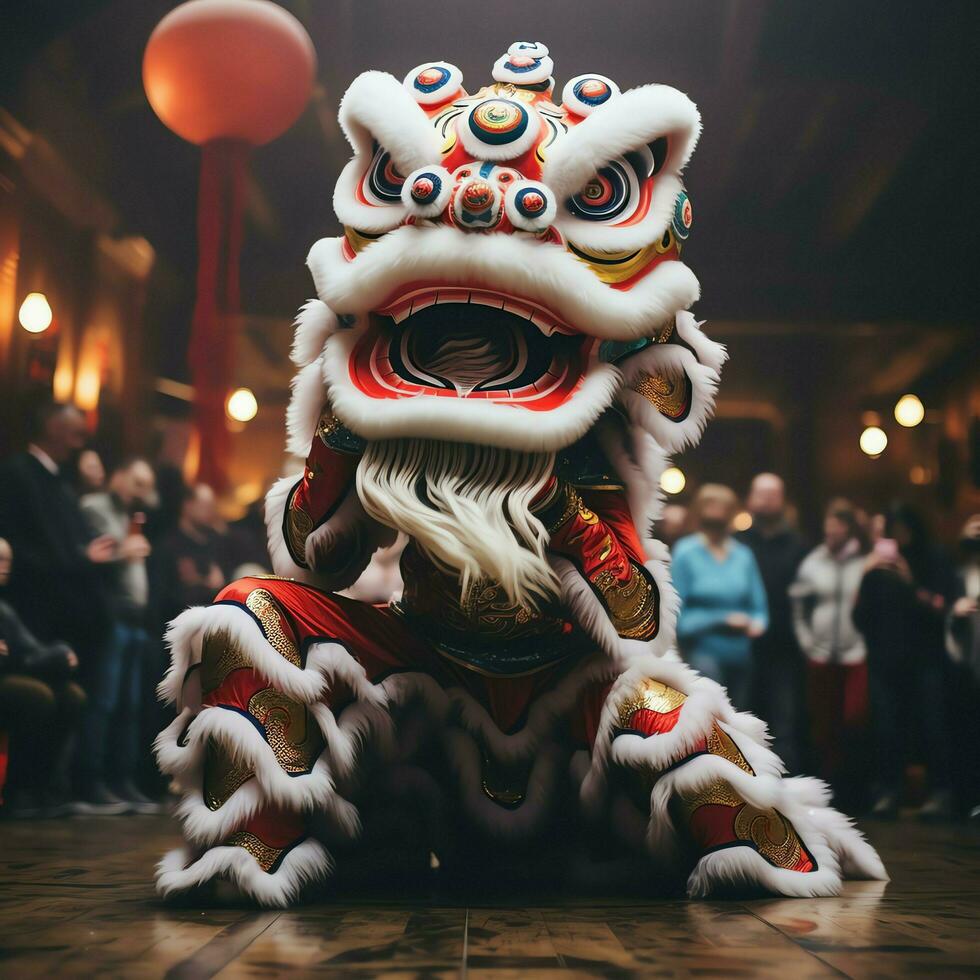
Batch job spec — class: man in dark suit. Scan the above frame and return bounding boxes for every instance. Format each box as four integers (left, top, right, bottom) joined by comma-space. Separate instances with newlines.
0, 401, 115, 674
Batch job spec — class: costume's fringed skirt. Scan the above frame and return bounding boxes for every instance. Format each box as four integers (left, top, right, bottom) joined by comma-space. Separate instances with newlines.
155, 577, 886, 907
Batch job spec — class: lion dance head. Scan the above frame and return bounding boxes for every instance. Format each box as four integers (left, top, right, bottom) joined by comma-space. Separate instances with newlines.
285, 41, 725, 609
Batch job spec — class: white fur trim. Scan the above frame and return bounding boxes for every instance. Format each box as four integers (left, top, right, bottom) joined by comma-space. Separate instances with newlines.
285, 357, 326, 457
159, 603, 388, 710
321, 323, 621, 452
675, 310, 727, 375
154, 704, 359, 846
156, 838, 330, 908
618, 339, 721, 456
290, 300, 338, 367
545, 83, 701, 252
333, 71, 443, 234
308, 227, 699, 344
492, 53, 553, 86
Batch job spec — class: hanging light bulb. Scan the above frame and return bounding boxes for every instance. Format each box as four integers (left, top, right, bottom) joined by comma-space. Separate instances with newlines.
894, 394, 924, 428
859, 426, 888, 457
19, 292, 53, 333
226, 387, 258, 423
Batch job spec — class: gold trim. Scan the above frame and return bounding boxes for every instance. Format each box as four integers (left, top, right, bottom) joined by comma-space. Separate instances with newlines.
247, 687, 324, 774
344, 226, 384, 255
224, 830, 284, 873
616, 678, 687, 728
592, 562, 659, 640
203, 737, 254, 811
571, 241, 662, 285
200, 629, 251, 695
734, 804, 804, 870
630, 371, 689, 420
245, 589, 301, 667
707, 724, 754, 774
680, 777, 744, 813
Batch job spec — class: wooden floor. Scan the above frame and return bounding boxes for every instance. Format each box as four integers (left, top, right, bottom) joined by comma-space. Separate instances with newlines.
1, 816, 978, 978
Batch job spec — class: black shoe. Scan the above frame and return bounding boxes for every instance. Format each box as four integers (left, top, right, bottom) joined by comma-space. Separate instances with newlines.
114, 780, 162, 815
72, 782, 131, 816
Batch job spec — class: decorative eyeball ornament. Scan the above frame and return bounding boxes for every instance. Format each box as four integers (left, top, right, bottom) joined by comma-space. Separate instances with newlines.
402, 165, 453, 217
562, 73, 621, 117
505, 179, 556, 231
459, 97, 540, 160
451, 175, 503, 228
403, 61, 464, 106
672, 189, 694, 240
492, 40, 554, 86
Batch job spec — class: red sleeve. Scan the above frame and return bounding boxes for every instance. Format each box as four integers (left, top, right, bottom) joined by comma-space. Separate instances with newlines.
282, 413, 360, 568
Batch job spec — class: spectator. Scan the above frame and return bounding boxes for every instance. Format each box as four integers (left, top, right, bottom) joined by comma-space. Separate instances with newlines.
658, 503, 690, 550
737, 473, 808, 771
77, 459, 161, 813
75, 448, 106, 494
853, 503, 956, 820
0, 401, 115, 662
223, 499, 271, 579
946, 514, 980, 819
673, 484, 768, 709
0, 538, 86, 818
159, 484, 228, 615
790, 498, 869, 806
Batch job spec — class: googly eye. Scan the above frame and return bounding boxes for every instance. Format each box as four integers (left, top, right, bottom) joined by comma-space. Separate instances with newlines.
561, 74, 621, 117
403, 62, 464, 106
401, 165, 452, 217
672, 190, 693, 240
362, 146, 405, 206
458, 98, 539, 161
505, 180, 557, 232
566, 158, 640, 223
451, 177, 503, 229
492, 42, 554, 86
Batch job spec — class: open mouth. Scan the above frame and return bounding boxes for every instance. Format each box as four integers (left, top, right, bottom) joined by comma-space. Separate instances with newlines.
349, 288, 594, 409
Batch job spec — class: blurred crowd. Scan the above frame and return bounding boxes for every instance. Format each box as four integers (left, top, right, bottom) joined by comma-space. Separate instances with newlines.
0, 400, 978, 825
669, 473, 980, 822
0, 401, 269, 818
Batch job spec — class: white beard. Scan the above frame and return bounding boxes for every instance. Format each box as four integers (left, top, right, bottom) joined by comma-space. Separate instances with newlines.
355, 438, 559, 607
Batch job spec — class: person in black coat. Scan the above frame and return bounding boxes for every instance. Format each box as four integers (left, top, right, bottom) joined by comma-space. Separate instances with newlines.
0, 538, 86, 817
737, 473, 809, 772
0, 402, 115, 662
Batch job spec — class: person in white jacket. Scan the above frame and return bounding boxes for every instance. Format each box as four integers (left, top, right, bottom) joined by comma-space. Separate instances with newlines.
790, 499, 869, 805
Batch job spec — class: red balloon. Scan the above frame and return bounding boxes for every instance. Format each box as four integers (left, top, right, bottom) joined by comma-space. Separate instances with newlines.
143, 0, 316, 146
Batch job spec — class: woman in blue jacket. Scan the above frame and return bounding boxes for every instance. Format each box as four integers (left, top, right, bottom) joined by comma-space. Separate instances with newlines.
673, 484, 769, 709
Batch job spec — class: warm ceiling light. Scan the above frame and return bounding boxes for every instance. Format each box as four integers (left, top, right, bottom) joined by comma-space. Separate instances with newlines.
733, 510, 753, 532
19, 292, 53, 333
894, 393, 924, 428
226, 387, 258, 422
859, 426, 888, 457
660, 466, 686, 495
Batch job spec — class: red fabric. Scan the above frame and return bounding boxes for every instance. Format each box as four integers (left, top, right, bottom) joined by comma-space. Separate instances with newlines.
689, 802, 740, 851
806, 660, 869, 786
190, 140, 250, 491
549, 502, 634, 585
244, 803, 305, 848
290, 435, 359, 528
569, 679, 614, 747
203, 665, 267, 712
626, 705, 684, 736
579, 489, 647, 564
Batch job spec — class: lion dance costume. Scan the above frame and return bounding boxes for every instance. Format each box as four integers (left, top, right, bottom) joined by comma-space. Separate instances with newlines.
156, 42, 886, 906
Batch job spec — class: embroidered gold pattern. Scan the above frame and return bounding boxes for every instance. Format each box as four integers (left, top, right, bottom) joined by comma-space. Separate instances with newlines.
707, 724, 754, 774
200, 629, 252, 695
224, 830, 284, 873
285, 501, 314, 568
203, 737, 254, 810
317, 410, 343, 443
480, 749, 529, 809
679, 777, 809, 870
630, 371, 690, 420
734, 804, 805, 870
592, 562, 659, 640
245, 589, 301, 667
616, 678, 687, 728
247, 688, 324, 774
